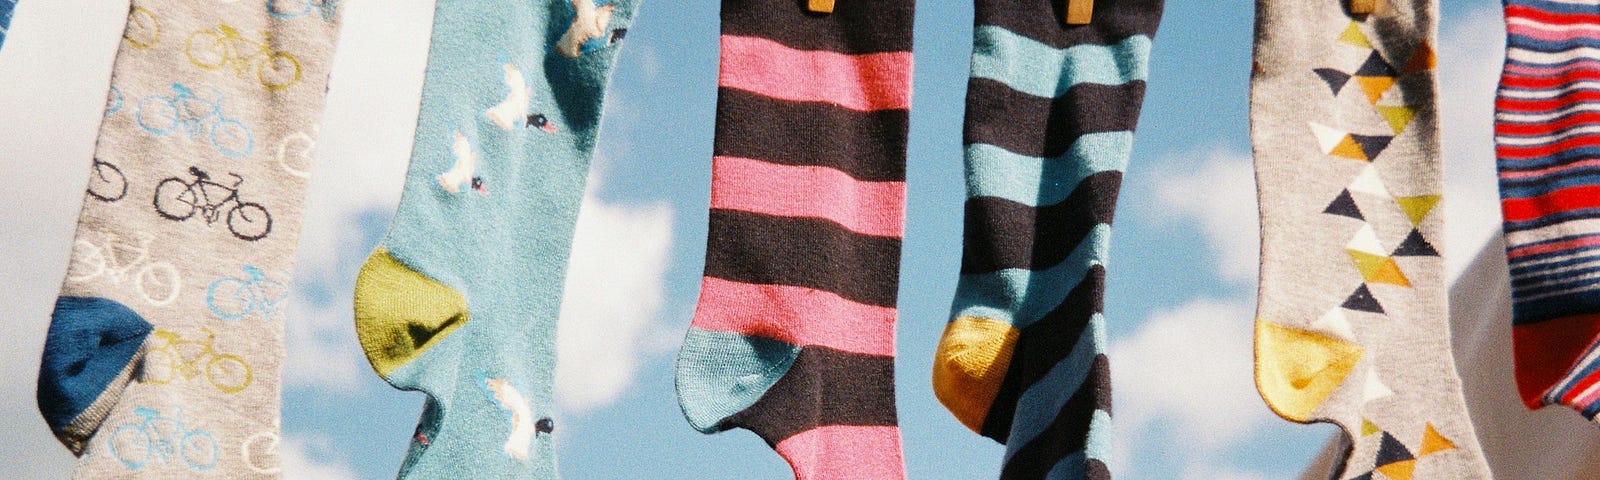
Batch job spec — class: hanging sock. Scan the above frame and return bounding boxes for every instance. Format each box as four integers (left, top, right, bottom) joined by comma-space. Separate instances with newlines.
0, 0, 15, 51
1496, 0, 1600, 423
36, 0, 343, 476
672, 1, 914, 478
932, 0, 1161, 478
1251, 0, 1492, 478
351, 0, 637, 478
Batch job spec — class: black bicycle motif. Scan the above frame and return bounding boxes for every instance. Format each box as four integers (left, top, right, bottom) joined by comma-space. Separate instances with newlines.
152, 167, 272, 241
87, 159, 128, 202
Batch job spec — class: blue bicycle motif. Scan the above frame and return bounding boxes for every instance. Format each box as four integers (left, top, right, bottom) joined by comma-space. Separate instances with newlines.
105, 85, 124, 117
267, 0, 342, 20
108, 406, 218, 472
135, 82, 254, 158
207, 264, 288, 321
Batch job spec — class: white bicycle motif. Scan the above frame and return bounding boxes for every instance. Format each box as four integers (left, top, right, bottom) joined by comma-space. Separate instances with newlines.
241, 424, 281, 474
67, 232, 181, 306
277, 126, 318, 178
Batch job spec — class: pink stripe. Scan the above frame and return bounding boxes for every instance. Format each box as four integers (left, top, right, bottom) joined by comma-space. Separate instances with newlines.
719, 35, 912, 112
774, 425, 905, 480
1505, 61, 1600, 76
689, 277, 896, 356
1510, 23, 1600, 42
1500, 158, 1600, 179
1510, 235, 1600, 258
710, 156, 906, 238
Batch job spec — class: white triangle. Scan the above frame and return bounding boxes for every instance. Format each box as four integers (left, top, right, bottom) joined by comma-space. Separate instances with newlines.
1309, 122, 1347, 154
1313, 308, 1357, 341
1349, 166, 1392, 198
1346, 224, 1387, 255
1363, 367, 1396, 402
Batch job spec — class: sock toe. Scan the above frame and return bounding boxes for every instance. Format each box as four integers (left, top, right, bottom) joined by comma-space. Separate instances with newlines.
674, 327, 801, 433
932, 316, 1018, 434
37, 296, 153, 453
354, 247, 470, 382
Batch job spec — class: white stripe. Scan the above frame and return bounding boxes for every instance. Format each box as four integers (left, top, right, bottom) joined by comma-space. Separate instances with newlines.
1498, 102, 1600, 122
1501, 81, 1600, 99
1512, 255, 1600, 281
1511, 246, 1600, 270
1508, 218, 1600, 250
1497, 125, 1600, 145
1551, 346, 1600, 399
1518, 277, 1600, 301
1509, 16, 1600, 36
1509, 46, 1600, 66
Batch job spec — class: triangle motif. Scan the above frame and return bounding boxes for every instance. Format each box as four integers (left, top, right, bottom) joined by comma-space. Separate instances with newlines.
1325, 189, 1366, 220
1364, 367, 1396, 402
1332, 135, 1371, 161
1376, 432, 1417, 465
1316, 68, 1353, 94
1404, 41, 1437, 74
1351, 134, 1395, 161
1376, 459, 1417, 480
1362, 419, 1381, 436
1350, 474, 1374, 480
1396, 195, 1441, 225
1348, 224, 1387, 255
1419, 423, 1458, 456
1357, 51, 1399, 77
1344, 284, 1387, 314
1311, 122, 1351, 155
1340, 22, 1373, 48
1314, 307, 1358, 341
1377, 105, 1416, 134
1350, 166, 1392, 198
1349, 250, 1412, 287
1392, 230, 1440, 257
1357, 76, 1397, 104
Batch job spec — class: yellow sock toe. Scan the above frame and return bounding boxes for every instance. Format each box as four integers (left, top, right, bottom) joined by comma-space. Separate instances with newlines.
932, 316, 1019, 433
354, 247, 470, 378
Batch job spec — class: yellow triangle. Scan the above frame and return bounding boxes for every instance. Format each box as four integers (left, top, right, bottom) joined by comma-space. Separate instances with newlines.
1396, 195, 1441, 225
1363, 419, 1381, 436
1348, 250, 1412, 287
1419, 423, 1458, 456
1340, 22, 1372, 48
1376, 459, 1417, 480
1331, 135, 1369, 161
1378, 106, 1416, 134
1357, 76, 1396, 104
1255, 320, 1365, 422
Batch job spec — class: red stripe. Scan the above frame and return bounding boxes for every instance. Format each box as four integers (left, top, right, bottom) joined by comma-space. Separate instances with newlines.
1501, 72, 1600, 90
1505, 61, 1600, 76
774, 425, 905, 480
688, 277, 896, 356
1509, 5, 1600, 26
1497, 112, 1600, 136
1509, 21, 1600, 42
1498, 90, 1600, 111
1509, 235, 1600, 258
1514, 314, 1600, 409
710, 156, 905, 238
718, 35, 912, 112
1496, 134, 1600, 159
1500, 158, 1600, 179
1502, 184, 1600, 222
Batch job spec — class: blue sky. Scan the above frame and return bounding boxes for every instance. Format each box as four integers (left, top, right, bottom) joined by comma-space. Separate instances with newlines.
0, 0, 1513, 478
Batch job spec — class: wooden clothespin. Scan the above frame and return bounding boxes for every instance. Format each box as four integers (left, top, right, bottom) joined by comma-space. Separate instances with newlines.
808, 0, 834, 14
1350, 0, 1375, 15
1066, 0, 1093, 25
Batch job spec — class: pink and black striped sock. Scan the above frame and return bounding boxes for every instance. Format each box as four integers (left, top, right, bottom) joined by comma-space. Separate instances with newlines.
672, 1, 914, 478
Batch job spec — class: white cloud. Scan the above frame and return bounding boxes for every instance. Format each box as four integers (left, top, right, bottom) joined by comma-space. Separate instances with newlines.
1152, 147, 1260, 284
554, 192, 673, 413
1436, 6, 1507, 282
279, 435, 360, 480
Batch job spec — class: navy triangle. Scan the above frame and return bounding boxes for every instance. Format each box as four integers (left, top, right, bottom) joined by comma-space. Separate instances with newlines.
1356, 51, 1398, 77
1343, 284, 1385, 314
1315, 68, 1352, 94
1324, 189, 1364, 220
1376, 431, 1416, 465
1348, 473, 1373, 480
1393, 230, 1440, 257
1351, 134, 1393, 161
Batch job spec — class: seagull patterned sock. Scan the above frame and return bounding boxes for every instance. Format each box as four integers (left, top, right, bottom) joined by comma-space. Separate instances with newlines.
1250, 1, 1493, 478
1495, 0, 1600, 422
37, 1, 342, 476
672, 1, 914, 478
931, 0, 1161, 478
351, 0, 636, 478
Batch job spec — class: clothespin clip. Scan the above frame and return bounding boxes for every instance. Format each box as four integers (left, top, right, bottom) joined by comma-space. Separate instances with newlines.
808, 0, 834, 14
1349, 0, 1374, 15
1066, 0, 1093, 25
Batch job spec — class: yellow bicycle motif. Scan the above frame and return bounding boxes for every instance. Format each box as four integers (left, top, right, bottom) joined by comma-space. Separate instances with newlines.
142, 328, 253, 394
124, 7, 160, 49
184, 24, 302, 91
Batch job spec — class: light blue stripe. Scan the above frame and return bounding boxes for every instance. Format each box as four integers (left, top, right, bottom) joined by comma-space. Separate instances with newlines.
966, 132, 1131, 207
971, 27, 1150, 99
1037, 411, 1112, 479
951, 224, 1110, 329
1002, 314, 1105, 455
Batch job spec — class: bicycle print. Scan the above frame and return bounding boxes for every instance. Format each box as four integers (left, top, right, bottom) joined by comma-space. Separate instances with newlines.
87, 159, 128, 202
142, 328, 253, 393
108, 406, 218, 472
123, 6, 159, 49
277, 127, 318, 178
185, 24, 302, 90
67, 231, 182, 306
206, 264, 288, 321
135, 82, 254, 158
153, 167, 274, 241
105, 85, 124, 117
267, 0, 342, 21
241, 424, 280, 474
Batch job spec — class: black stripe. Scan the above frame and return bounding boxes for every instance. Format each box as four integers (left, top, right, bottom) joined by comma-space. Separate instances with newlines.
723, 0, 915, 55
960, 172, 1122, 274
714, 87, 908, 182
997, 355, 1111, 480
723, 346, 897, 444
965, 78, 1146, 159
703, 209, 902, 308
978, 267, 1105, 441
976, 0, 1163, 49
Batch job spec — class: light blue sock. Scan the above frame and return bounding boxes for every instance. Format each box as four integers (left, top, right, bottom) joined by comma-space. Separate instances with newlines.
352, 0, 638, 478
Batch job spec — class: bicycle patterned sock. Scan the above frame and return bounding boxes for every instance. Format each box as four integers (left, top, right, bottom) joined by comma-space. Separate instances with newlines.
1250, 1, 1492, 478
931, 0, 1160, 478
37, 1, 343, 476
350, 0, 637, 477
672, 1, 913, 478
1496, 0, 1600, 422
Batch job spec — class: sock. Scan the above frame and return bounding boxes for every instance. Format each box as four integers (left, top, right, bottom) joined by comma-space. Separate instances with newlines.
351, 1, 637, 477
931, 0, 1162, 478
671, 1, 914, 478
1250, 1, 1493, 478
37, 1, 342, 476
0, 0, 15, 51
1495, 0, 1600, 422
